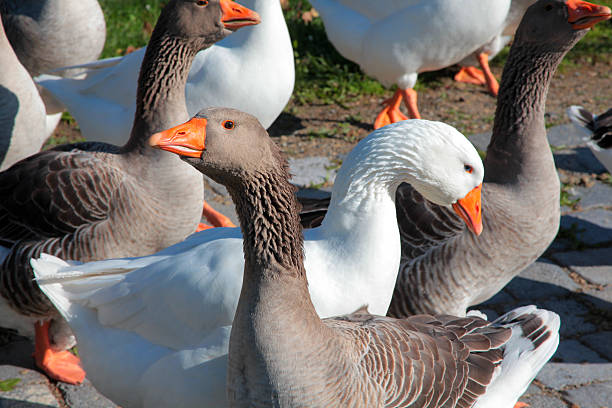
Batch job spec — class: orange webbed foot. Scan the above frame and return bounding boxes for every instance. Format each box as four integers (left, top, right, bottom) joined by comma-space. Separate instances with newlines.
454, 66, 487, 85
514, 402, 529, 408
34, 321, 85, 384
196, 222, 214, 232
373, 90, 410, 129
202, 200, 235, 228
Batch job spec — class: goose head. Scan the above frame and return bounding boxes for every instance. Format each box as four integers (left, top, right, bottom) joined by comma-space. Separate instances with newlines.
149, 107, 281, 183
515, 0, 610, 45
161, 0, 261, 45
373, 120, 484, 235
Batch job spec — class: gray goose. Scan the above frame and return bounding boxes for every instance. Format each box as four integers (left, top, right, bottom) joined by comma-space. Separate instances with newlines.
0, 0, 107, 139
163, 107, 560, 407
389, 0, 611, 317
0, 13, 46, 170
0, 0, 259, 384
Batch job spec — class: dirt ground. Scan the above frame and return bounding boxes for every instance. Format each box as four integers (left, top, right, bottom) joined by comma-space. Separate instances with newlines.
50, 61, 612, 161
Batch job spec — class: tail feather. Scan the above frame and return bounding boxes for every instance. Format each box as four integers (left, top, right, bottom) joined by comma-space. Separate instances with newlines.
474, 305, 560, 408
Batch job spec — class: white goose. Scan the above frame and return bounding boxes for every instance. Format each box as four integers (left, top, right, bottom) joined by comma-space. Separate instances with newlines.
308, 0, 511, 128
36, 0, 293, 145
455, 0, 536, 94
33, 117, 484, 407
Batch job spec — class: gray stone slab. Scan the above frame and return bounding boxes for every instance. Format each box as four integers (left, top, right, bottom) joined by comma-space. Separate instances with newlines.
584, 285, 612, 313
581, 332, 612, 361
288, 157, 336, 187
548, 124, 587, 148
505, 260, 580, 300
536, 362, 612, 390
58, 380, 117, 408
468, 131, 491, 152
554, 146, 608, 174
476, 290, 514, 307
553, 339, 608, 363
0, 366, 58, 407
562, 381, 612, 408
552, 248, 612, 286
538, 299, 597, 337
560, 209, 612, 246
520, 392, 567, 408
564, 181, 612, 211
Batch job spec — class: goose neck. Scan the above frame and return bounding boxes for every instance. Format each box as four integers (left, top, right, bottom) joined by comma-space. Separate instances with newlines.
227, 168, 307, 282
122, 33, 203, 153
486, 38, 581, 182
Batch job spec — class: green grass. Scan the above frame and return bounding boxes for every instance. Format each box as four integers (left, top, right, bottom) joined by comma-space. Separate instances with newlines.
98, 0, 612, 103
99, 0, 166, 58
0, 378, 21, 392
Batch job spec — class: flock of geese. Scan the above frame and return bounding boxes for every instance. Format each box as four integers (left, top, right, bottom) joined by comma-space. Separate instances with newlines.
0, 0, 610, 407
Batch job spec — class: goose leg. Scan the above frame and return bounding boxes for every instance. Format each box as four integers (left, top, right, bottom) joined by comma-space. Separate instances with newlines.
400, 88, 421, 120
201, 200, 236, 228
476, 52, 499, 96
34, 321, 85, 384
373, 90, 409, 129
454, 66, 487, 85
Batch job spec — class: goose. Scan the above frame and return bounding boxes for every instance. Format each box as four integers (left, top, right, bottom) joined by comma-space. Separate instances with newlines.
567, 105, 612, 174
388, 0, 612, 317
0, 0, 107, 138
36, 0, 294, 145
308, 0, 512, 128
0, 0, 260, 385
454, 0, 537, 95
32, 114, 484, 406
0, 14, 46, 170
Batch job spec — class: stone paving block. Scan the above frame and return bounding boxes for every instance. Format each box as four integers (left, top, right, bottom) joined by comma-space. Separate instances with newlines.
548, 124, 587, 147
563, 181, 612, 211
520, 392, 568, 408
554, 146, 608, 174
584, 285, 612, 313
536, 362, 612, 390
58, 380, 117, 408
0, 366, 58, 407
468, 131, 491, 152
560, 210, 612, 246
562, 381, 612, 408
288, 157, 336, 187
476, 290, 514, 307
581, 332, 612, 361
505, 260, 580, 300
552, 248, 612, 286
553, 339, 608, 363
538, 299, 597, 337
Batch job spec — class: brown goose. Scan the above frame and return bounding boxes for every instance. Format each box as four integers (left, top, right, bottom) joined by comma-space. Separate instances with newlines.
160, 107, 560, 407
389, 0, 611, 317
0, 0, 259, 384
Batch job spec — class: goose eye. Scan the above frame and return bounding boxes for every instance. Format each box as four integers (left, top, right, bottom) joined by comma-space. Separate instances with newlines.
223, 120, 235, 130
464, 164, 474, 174
196, 0, 208, 6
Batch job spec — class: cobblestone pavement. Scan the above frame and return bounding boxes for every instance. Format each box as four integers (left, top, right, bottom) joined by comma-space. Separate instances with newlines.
0, 124, 610, 407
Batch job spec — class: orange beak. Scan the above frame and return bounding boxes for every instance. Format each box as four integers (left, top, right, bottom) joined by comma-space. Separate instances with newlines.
149, 117, 207, 158
567, 0, 611, 30
452, 183, 483, 236
220, 0, 261, 30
